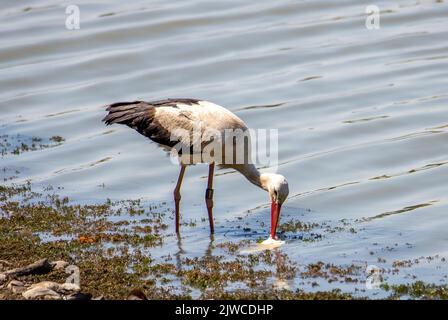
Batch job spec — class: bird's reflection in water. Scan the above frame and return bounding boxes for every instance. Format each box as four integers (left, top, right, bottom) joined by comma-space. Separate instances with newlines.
272, 250, 291, 290
174, 234, 185, 271
175, 234, 215, 271
175, 233, 291, 291
205, 234, 215, 258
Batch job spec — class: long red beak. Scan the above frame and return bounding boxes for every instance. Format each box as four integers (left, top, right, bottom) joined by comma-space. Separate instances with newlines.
270, 202, 281, 239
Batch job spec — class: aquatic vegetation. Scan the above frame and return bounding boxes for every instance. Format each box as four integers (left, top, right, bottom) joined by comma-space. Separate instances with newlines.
0, 183, 351, 299
300, 262, 363, 284
278, 219, 319, 233
1, 183, 446, 300
382, 281, 448, 300
0, 134, 65, 157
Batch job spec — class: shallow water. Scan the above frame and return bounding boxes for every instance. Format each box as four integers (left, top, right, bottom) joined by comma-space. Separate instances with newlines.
1, 0, 448, 297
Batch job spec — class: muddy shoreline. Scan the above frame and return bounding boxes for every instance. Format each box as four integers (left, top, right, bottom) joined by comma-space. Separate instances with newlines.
1, 182, 447, 300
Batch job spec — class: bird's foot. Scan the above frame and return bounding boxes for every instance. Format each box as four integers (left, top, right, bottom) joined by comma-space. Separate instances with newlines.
261, 236, 285, 246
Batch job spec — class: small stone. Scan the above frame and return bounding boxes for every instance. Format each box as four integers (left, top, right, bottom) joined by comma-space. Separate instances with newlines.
127, 288, 147, 300
22, 287, 62, 300
7, 280, 24, 288
29, 281, 59, 291
7, 280, 27, 294
3, 258, 52, 277
65, 292, 92, 300
92, 295, 105, 300
59, 283, 81, 293
28, 281, 80, 294
51, 260, 69, 271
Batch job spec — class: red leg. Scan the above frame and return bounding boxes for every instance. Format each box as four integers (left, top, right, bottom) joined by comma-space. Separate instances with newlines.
173, 165, 186, 234
205, 163, 215, 234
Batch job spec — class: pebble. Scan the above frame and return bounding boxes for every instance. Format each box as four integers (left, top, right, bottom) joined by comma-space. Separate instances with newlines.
7, 280, 27, 294
65, 292, 92, 300
28, 281, 81, 294
51, 260, 70, 271
21, 281, 82, 300
22, 287, 62, 300
127, 289, 147, 300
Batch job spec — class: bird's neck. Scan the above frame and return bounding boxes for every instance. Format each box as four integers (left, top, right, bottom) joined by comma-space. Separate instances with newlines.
234, 164, 267, 191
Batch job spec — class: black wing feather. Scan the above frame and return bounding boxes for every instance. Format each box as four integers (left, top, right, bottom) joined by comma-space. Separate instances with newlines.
102, 98, 200, 148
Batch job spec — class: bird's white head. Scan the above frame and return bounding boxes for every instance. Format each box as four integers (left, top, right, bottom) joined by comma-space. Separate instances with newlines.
260, 173, 289, 239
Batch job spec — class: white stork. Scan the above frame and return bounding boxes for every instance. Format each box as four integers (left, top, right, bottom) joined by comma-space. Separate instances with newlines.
102, 99, 289, 241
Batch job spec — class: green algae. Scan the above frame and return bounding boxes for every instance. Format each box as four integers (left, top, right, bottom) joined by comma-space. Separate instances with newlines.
382, 281, 448, 300
0, 183, 357, 299
1, 134, 65, 157
1, 183, 446, 300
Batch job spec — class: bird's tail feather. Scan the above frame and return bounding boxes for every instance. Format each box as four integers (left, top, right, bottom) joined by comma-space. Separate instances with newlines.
102, 101, 154, 130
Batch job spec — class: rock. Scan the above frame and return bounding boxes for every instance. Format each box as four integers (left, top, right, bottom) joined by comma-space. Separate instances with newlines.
65, 292, 92, 300
28, 281, 59, 291
7, 280, 24, 287
127, 288, 147, 300
7, 280, 27, 294
22, 281, 81, 300
60, 283, 81, 293
4, 258, 52, 277
28, 281, 80, 294
22, 287, 62, 300
92, 295, 105, 300
51, 260, 69, 271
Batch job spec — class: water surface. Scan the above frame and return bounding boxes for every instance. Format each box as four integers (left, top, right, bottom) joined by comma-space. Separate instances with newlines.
1, 0, 448, 297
